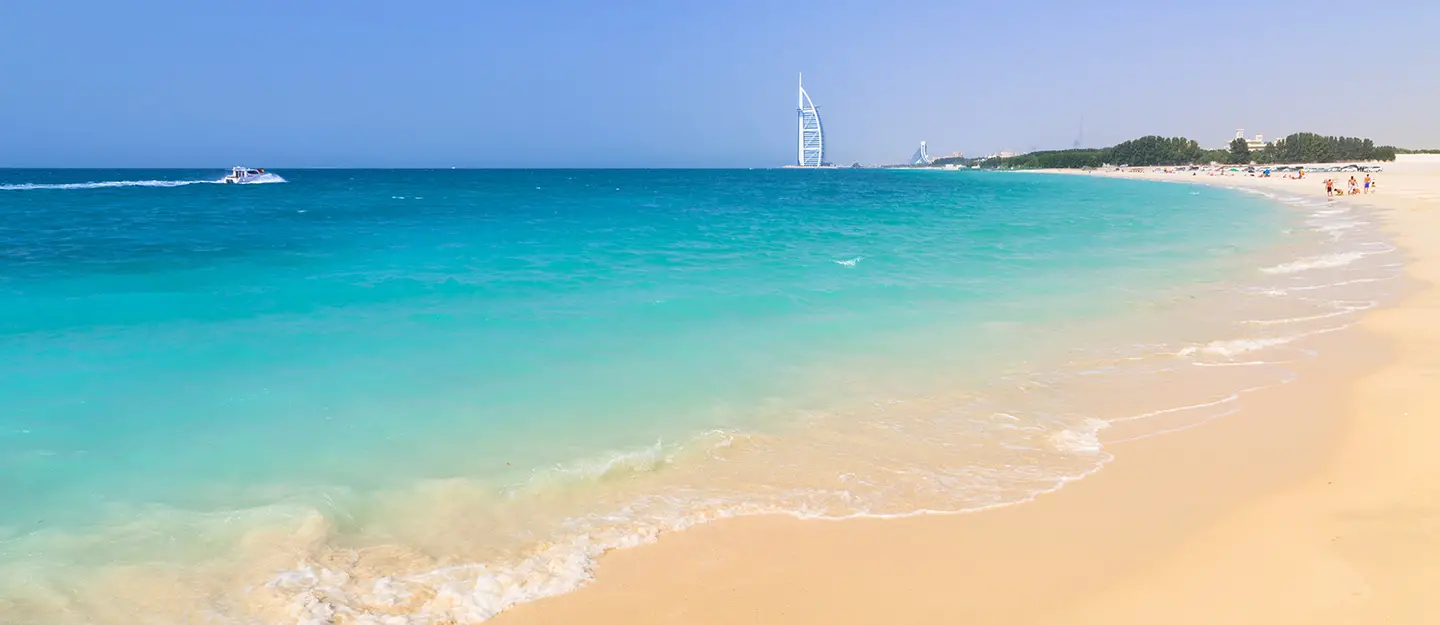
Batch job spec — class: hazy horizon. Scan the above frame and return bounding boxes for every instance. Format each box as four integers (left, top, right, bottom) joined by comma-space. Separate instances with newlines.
3, 0, 1436, 168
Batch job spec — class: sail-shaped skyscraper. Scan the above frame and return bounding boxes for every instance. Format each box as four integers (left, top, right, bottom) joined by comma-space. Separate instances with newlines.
796, 74, 825, 167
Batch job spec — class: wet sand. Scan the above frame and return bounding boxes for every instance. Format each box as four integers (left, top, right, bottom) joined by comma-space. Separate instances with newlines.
493, 157, 1440, 625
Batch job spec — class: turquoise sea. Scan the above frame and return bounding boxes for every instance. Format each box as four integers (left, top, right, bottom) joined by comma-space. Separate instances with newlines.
3, 169, 1387, 623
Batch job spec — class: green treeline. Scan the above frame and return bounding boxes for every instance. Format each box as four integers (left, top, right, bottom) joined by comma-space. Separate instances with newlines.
931, 133, 1400, 169
934, 149, 1107, 169
1395, 148, 1440, 154
1267, 133, 1393, 164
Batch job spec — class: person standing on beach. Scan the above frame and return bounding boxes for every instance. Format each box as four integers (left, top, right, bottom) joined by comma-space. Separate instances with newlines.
1348, 176, 1359, 195
1325, 178, 1335, 197
1364, 174, 1372, 194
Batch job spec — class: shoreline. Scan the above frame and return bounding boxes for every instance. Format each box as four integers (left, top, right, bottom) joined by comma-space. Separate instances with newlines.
492, 160, 1440, 624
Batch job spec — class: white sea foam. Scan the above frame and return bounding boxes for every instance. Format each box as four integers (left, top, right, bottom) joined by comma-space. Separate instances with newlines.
1252, 273, 1399, 297
269, 530, 663, 623
833, 256, 864, 267
1261, 252, 1366, 274
1109, 377, 1291, 425
1242, 301, 1375, 325
1286, 276, 1394, 291
1251, 287, 1290, 297
1177, 325, 1350, 358
268, 454, 1116, 624
1104, 374, 1297, 443
1177, 335, 1298, 358
1110, 393, 1240, 424
1107, 406, 1242, 444
236, 173, 287, 184
0, 174, 284, 190
253, 402, 1127, 625
1236, 188, 1276, 199
1284, 196, 1327, 208
1311, 219, 1368, 240
1049, 418, 1109, 454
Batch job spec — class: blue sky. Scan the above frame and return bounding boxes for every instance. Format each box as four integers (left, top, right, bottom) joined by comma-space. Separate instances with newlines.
2, 0, 1436, 167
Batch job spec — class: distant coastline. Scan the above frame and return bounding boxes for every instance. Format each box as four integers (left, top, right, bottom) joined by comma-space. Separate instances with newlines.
922, 132, 1419, 170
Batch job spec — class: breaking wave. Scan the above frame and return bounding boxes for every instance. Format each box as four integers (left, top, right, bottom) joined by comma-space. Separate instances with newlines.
1176, 325, 1351, 359
1261, 252, 1366, 274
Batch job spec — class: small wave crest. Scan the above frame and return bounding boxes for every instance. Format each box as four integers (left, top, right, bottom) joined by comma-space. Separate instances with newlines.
1261, 252, 1366, 275
1241, 301, 1375, 325
1177, 325, 1350, 359
833, 256, 864, 267
1251, 273, 1399, 297
1310, 219, 1368, 241
1177, 335, 1297, 358
521, 439, 673, 493
1286, 276, 1394, 291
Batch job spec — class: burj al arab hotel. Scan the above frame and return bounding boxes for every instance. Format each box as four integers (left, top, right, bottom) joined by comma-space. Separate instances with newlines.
795, 74, 826, 167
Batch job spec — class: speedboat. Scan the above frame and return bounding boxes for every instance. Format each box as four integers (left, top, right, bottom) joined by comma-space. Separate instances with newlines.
223, 166, 268, 184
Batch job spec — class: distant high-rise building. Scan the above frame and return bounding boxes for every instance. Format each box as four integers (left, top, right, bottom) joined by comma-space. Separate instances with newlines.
797, 74, 825, 167
911, 141, 932, 165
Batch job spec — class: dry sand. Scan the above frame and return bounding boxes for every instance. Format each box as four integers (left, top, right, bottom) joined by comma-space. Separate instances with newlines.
493, 157, 1440, 625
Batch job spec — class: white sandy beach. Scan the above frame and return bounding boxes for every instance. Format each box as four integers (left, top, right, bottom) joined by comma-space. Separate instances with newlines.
492, 156, 1440, 625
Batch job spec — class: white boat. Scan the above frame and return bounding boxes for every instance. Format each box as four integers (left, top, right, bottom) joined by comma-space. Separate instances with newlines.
222, 166, 269, 184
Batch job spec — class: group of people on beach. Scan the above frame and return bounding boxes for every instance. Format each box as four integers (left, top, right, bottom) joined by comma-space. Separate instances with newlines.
1324, 174, 1377, 198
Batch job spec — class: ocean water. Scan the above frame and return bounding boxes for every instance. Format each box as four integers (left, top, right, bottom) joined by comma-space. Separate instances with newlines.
0, 169, 1397, 623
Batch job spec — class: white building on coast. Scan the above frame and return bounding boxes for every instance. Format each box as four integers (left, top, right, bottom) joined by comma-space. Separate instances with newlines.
795, 74, 825, 167
1234, 129, 1269, 151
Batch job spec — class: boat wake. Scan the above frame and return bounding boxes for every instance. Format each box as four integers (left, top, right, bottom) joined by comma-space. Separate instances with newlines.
232, 173, 286, 185
0, 174, 286, 191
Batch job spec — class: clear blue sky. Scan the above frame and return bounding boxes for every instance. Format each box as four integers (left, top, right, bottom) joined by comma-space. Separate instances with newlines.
2, 0, 1436, 167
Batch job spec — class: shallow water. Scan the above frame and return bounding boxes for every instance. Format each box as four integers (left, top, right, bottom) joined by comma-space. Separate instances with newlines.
0, 169, 1398, 623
